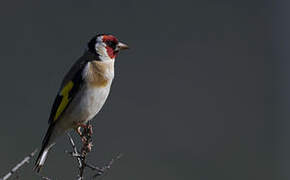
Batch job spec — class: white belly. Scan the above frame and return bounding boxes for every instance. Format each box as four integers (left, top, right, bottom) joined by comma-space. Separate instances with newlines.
80, 85, 111, 121
61, 84, 112, 129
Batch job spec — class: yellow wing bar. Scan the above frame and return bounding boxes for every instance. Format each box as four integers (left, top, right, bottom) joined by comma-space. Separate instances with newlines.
53, 81, 74, 121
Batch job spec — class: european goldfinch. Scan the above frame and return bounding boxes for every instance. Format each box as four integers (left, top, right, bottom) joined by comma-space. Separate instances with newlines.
34, 34, 129, 172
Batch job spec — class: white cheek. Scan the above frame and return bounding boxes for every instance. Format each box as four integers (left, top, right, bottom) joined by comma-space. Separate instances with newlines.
95, 43, 113, 61
97, 36, 103, 42
95, 43, 106, 55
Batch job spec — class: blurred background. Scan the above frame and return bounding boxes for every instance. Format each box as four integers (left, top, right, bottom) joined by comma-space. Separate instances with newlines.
0, 0, 279, 179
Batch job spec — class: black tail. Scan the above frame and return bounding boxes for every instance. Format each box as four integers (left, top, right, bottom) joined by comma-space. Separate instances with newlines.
34, 123, 55, 172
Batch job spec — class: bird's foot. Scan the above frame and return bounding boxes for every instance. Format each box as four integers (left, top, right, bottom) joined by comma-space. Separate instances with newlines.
75, 123, 90, 136
75, 122, 93, 152
76, 126, 83, 137
75, 123, 89, 143
87, 124, 93, 135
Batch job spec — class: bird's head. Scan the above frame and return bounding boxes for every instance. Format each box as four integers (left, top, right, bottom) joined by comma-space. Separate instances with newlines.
87, 34, 129, 61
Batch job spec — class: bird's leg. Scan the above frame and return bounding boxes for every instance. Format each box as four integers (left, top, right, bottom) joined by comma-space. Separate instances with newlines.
75, 123, 89, 142
81, 122, 93, 153
77, 123, 88, 129
76, 126, 82, 137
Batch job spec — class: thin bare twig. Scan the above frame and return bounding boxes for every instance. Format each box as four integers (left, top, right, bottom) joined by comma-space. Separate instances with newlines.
67, 133, 82, 168
91, 153, 123, 178
66, 123, 122, 180
40, 175, 52, 180
0, 149, 38, 180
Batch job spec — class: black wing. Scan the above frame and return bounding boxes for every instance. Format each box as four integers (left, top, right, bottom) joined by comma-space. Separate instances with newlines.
48, 60, 86, 124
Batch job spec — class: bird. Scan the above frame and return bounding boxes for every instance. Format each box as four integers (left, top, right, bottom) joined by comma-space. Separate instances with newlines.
34, 34, 129, 172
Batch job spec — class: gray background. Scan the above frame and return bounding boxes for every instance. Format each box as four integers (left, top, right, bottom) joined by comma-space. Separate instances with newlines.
0, 0, 277, 179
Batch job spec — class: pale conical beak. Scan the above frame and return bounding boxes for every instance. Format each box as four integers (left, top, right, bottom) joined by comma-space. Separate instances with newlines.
117, 42, 129, 50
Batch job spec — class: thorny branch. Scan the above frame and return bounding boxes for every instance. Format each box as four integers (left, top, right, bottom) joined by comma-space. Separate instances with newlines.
67, 133, 82, 169
66, 123, 122, 180
1, 124, 121, 180
0, 149, 38, 180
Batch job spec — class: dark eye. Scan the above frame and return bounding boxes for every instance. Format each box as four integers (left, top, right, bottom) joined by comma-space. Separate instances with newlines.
106, 40, 116, 49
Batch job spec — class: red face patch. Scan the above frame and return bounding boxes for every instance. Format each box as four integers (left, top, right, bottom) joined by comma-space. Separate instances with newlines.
105, 46, 116, 59
102, 35, 119, 59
